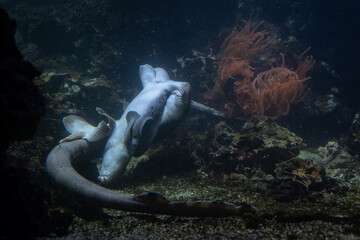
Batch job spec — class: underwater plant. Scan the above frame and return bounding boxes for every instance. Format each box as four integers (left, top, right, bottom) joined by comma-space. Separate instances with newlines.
204, 21, 315, 119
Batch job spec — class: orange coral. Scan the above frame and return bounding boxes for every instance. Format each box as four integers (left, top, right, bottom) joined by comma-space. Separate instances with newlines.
235, 51, 315, 119
204, 21, 315, 119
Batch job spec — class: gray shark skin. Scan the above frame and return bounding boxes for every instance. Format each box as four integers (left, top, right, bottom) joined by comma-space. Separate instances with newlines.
46, 64, 258, 217
98, 64, 191, 183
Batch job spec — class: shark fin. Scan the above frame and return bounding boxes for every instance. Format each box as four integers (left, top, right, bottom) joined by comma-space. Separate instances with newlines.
131, 113, 156, 157
63, 115, 94, 135
125, 111, 140, 146
62, 115, 110, 143
132, 115, 154, 139
154, 67, 169, 82
59, 132, 85, 143
86, 120, 111, 142
96, 107, 116, 132
139, 64, 155, 88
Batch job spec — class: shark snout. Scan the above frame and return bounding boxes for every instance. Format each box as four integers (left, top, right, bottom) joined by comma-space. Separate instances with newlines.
98, 171, 111, 183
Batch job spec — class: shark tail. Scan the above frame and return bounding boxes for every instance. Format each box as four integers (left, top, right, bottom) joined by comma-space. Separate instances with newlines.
46, 139, 257, 217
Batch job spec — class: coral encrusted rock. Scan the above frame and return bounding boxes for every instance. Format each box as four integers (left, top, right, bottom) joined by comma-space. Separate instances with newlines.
207, 117, 302, 176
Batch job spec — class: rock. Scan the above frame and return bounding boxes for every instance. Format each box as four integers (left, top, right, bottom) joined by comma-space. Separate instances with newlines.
81, 74, 111, 88
297, 150, 324, 165
327, 150, 354, 169
207, 117, 302, 176
0, 8, 69, 239
316, 141, 340, 164
270, 158, 326, 201
346, 112, 360, 154
314, 92, 338, 113
0, 8, 45, 151
275, 158, 326, 188
41, 72, 71, 93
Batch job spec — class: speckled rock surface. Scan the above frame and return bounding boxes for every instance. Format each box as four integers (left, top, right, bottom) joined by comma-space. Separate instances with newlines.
207, 117, 302, 176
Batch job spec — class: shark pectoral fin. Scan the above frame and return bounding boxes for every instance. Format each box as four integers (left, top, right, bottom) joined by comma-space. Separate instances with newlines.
63, 115, 110, 143
86, 120, 111, 142
133, 115, 154, 139
125, 111, 140, 146
59, 132, 85, 143
126, 113, 155, 157
63, 115, 91, 134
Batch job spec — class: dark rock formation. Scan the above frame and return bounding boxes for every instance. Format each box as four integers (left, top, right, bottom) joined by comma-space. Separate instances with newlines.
0, 8, 45, 154
346, 112, 360, 155
0, 8, 70, 239
206, 117, 302, 177
270, 158, 326, 201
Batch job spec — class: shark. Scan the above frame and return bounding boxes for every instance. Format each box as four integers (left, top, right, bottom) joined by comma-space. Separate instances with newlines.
46, 64, 257, 217
60, 64, 191, 183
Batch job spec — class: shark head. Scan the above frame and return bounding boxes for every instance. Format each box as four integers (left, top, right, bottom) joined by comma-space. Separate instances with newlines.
98, 144, 131, 183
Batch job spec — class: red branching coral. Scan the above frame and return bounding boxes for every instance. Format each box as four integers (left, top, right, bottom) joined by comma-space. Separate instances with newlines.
204, 21, 315, 119
204, 21, 271, 100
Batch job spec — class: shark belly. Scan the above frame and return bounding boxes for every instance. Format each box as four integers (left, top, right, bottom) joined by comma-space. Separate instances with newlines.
98, 84, 171, 183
